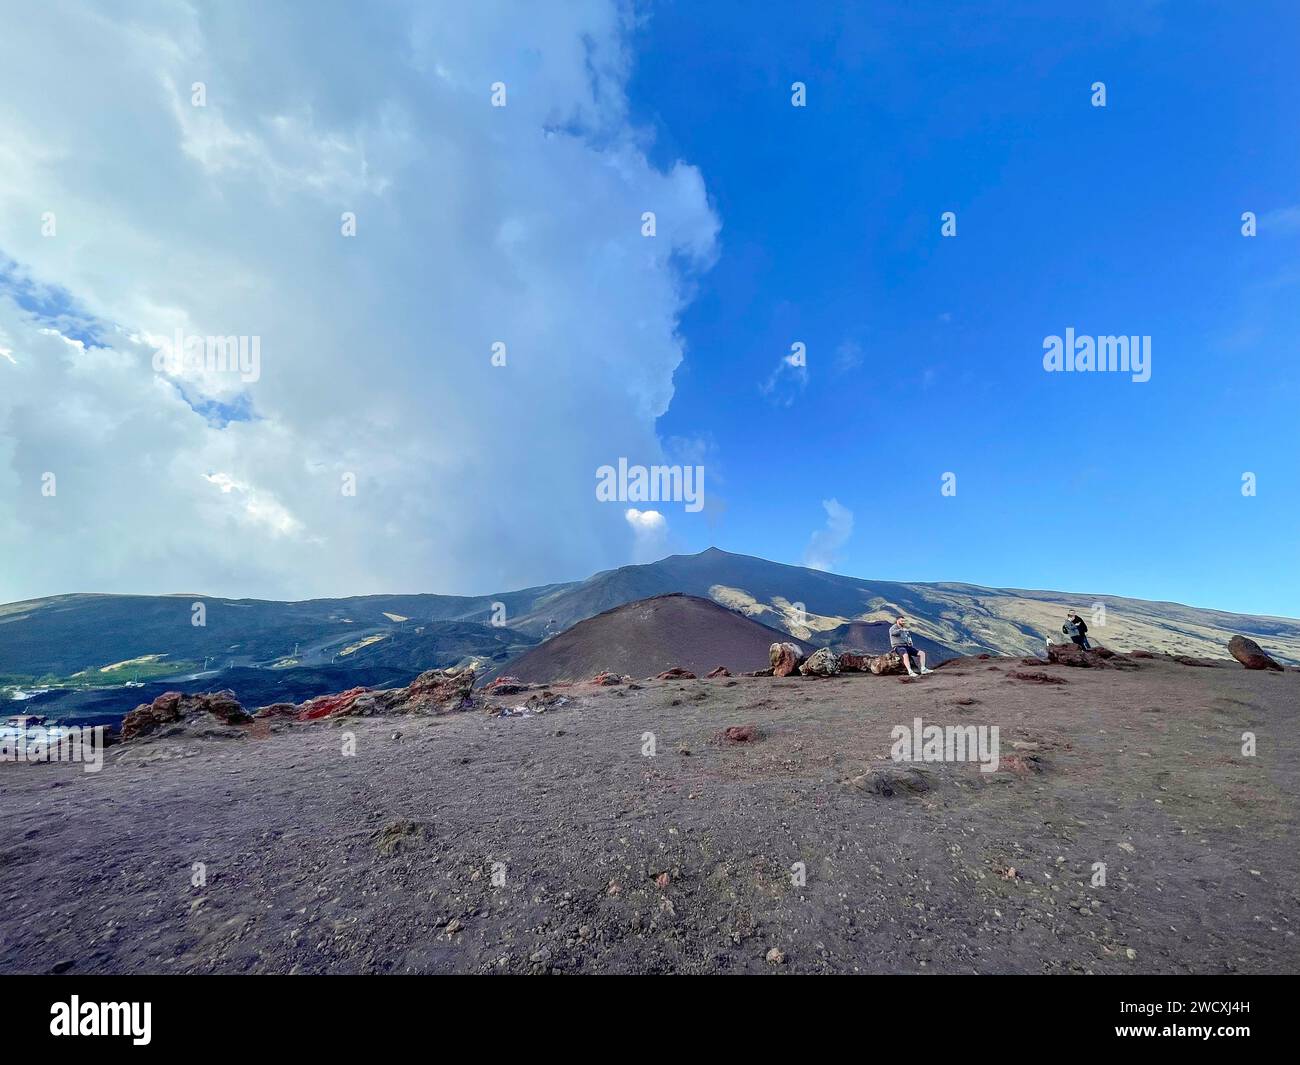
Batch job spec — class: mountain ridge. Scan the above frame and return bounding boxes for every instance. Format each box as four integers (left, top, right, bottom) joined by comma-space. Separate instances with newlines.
3, 549, 1297, 690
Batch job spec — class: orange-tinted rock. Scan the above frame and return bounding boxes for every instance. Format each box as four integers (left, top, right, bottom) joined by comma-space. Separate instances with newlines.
769, 642, 804, 677
1228, 635, 1284, 671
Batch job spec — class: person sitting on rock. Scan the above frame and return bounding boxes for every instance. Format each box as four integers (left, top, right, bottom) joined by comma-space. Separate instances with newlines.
1063, 611, 1091, 650
890, 615, 932, 676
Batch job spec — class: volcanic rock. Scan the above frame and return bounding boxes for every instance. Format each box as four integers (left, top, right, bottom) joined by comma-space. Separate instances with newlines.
396, 668, 477, 714
296, 686, 369, 721
769, 642, 805, 678
799, 647, 840, 676
816, 620, 959, 664
657, 667, 697, 680
716, 723, 763, 744
846, 765, 934, 798
254, 702, 298, 719
1047, 642, 1126, 668
120, 689, 252, 742
1228, 635, 1284, 671
868, 652, 906, 676
706, 666, 732, 678
1008, 670, 1068, 685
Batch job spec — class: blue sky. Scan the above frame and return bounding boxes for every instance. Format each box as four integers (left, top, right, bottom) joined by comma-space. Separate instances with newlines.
632, 1, 1300, 615
0, 2, 1294, 616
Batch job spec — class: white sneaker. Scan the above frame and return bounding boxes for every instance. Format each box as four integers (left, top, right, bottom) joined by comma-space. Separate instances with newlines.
921, 667, 934, 675
906, 668, 919, 677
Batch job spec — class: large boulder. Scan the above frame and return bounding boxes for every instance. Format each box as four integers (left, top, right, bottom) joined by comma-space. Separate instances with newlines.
838, 652, 870, 672
799, 647, 840, 676
120, 689, 252, 741
394, 668, 477, 714
1228, 635, 1284, 672
769, 642, 805, 678
868, 652, 906, 675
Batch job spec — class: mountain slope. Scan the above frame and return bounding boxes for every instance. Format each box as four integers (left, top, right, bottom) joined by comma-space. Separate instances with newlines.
494, 593, 814, 683
503, 548, 1300, 663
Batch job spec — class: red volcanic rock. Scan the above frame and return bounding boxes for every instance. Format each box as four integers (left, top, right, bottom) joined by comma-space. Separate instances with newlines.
718, 723, 762, 744
1008, 670, 1068, 685
120, 689, 252, 741
838, 652, 870, 672
1130, 650, 1156, 659
1228, 635, 1284, 672
769, 642, 804, 678
297, 687, 369, 721
1047, 642, 1120, 668
484, 676, 529, 695
657, 667, 697, 680
591, 671, 624, 686
706, 666, 732, 678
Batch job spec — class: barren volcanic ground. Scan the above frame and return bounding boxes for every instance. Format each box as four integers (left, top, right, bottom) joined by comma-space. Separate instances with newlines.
2, 655, 1297, 974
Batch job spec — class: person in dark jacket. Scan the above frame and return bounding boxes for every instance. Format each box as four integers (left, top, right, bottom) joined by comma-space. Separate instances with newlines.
1063, 611, 1091, 650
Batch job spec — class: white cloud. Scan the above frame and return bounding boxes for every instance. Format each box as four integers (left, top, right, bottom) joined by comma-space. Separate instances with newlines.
760, 350, 808, 406
803, 498, 854, 572
0, 1, 719, 601
624, 506, 668, 561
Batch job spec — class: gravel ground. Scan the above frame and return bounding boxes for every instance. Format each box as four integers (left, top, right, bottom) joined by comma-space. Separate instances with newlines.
1, 655, 1296, 974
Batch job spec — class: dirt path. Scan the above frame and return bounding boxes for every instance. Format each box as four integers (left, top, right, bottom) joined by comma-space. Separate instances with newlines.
2, 657, 1296, 974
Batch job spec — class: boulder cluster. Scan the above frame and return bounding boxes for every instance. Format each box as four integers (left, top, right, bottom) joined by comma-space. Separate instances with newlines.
766, 642, 907, 678
115, 631, 1290, 746
119, 666, 484, 743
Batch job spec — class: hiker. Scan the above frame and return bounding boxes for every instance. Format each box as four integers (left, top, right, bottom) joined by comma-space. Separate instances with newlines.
890, 615, 932, 676
1063, 611, 1091, 650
